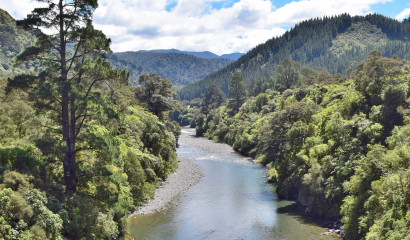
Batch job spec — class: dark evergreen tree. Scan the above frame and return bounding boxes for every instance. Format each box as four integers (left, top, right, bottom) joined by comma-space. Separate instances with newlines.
275, 58, 301, 91
201, 84, 225, 115
7, 0, 128, 193
228, 73, 247, 113
136, 74, 177, 119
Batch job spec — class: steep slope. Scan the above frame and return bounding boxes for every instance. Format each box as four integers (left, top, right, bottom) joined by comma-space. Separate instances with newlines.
180, 14, 410, 100
109, 51, 233, 86
0, 9, 36, 76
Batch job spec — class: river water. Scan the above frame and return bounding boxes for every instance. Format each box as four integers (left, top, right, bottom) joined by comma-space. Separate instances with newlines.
127, 128, 338, 240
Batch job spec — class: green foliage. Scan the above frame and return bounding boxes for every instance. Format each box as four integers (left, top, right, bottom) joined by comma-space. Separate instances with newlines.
191, 54, 409, 239
1, 12, 181, 240
0, 172, 63, 240
136, 74, 177, 119
275, 58, 301, 91
201, 85, 225, 115
228, 73, 247, 113
0, 78, 180, 239
0, 9, 37, 77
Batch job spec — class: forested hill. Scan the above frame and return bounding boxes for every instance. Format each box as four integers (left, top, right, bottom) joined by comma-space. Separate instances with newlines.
180, 14, 410, 100
0, 9, 37, 76
139, 49, 244, 60
108, 51, 233, 87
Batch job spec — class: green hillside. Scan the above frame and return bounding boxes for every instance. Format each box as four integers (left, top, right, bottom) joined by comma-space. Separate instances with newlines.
180, 14, 410, 100
189, 53, 410, 240
109, 51, 233, 87
0, 9, 37, 76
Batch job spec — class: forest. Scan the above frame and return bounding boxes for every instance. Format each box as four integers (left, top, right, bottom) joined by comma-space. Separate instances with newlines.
1, 1, 410, 239
174, 52, 409, 240
0, 1, 181, 239
179, 14, 410, 100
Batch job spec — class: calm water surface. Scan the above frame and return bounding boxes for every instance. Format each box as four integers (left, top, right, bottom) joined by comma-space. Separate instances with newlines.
127, 129, 338, 240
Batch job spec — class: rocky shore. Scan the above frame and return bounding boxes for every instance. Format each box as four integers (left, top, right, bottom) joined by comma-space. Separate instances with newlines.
133, 155, 203, 215
132, 128, 237, 216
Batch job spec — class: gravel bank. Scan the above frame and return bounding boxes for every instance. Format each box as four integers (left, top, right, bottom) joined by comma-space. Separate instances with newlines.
133, 155, 203, 215
133, 128, 238, 216
179, 130, 234, 154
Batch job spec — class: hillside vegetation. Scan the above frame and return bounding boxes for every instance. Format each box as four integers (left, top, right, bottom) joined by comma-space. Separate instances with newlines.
0, 9, 37, 76
109, 51, 233, 87
0, 2, 181, 239
179, 53, 409, 239
180, 14, 410, 100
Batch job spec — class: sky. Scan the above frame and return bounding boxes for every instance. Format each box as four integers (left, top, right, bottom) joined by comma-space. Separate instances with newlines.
1, 0, 409, 55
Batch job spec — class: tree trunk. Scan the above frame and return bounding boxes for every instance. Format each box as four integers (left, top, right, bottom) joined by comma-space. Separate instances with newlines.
59, 0, 77, 194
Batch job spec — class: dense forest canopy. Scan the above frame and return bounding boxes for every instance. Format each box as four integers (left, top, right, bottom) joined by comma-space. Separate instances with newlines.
0, 1, 180, 239
175, 52, 409, 240
179, 14, 410, 100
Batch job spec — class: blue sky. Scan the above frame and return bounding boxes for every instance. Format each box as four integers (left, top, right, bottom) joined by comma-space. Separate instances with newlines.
1, 0, 409, 55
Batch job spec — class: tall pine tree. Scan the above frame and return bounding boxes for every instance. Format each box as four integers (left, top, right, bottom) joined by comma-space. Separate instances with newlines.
8, 0, 128, 194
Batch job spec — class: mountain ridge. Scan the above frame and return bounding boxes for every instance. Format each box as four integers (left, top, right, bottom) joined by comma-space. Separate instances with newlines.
108, 51, 233, 87
179, 14, 410, 100
0, 8, 234, 88
137, 49, 244, 60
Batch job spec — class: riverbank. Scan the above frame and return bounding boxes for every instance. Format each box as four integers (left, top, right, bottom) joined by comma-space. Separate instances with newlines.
132, 129, 234, 216
128, 128, 339, 240
133, 154, 203, 215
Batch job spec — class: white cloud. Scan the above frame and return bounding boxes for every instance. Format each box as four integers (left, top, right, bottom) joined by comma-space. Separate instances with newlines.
0, 0, 398, 55
0, 0, 45, 19
396, 8, 410, 20
93, 0, 394, 54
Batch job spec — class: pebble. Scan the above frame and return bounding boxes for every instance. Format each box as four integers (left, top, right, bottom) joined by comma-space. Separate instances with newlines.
131, 134, 204, 215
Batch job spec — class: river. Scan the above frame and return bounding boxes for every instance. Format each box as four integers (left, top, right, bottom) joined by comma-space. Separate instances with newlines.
127, 128, 339, 240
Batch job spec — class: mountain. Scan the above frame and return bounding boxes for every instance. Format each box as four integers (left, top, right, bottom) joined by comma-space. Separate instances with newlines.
140, 49, 244, 60
179, 14, 410, 100
0, 9, 37, 76
108, 51, 233, 87
220, 53, 245, 60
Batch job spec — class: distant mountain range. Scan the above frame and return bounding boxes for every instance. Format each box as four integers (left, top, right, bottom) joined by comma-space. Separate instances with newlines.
139, 49, 244, 60
108, 51, 233, 87
108, 50, 243, 86
0, 8, 239, 88
179, 14, 410, 100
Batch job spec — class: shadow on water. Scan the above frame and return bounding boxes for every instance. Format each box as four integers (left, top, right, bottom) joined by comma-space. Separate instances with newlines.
276, 200, 337, 228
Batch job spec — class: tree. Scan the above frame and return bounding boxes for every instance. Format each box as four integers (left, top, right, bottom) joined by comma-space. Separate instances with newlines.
275, 58, 301, 91
136, 74, 177, 119
7, 0, 128, 194
201, 85, 225, 115
228, 73, 247, 113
